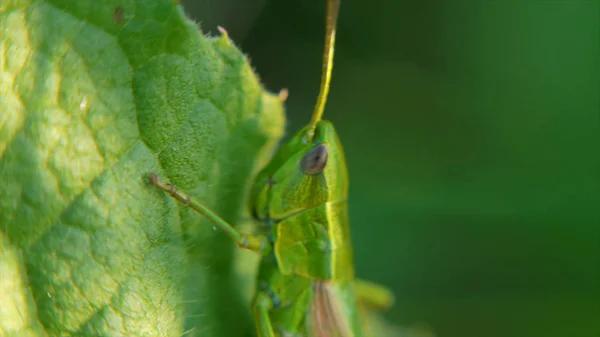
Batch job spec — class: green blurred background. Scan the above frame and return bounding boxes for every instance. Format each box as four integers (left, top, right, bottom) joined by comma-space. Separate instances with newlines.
181, 1, 599, 336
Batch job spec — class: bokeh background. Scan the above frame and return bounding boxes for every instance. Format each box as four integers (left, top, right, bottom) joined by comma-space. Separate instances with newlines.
181, 1, 599, 336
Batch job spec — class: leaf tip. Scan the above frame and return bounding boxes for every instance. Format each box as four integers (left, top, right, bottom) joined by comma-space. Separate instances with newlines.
217, 25, 229, 38
278, 88, 289, 102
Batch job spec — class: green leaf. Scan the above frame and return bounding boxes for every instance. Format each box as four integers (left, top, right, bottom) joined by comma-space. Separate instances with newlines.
0, 1, 285, 336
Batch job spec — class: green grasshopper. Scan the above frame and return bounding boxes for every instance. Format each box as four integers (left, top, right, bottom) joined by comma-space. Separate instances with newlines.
148, 0, 395, 336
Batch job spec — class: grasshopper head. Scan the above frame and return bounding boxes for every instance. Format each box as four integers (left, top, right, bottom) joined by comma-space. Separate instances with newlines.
250, 121, 348, 220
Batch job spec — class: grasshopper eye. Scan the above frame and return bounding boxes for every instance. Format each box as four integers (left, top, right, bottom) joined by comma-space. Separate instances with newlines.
301, 144, 328, 175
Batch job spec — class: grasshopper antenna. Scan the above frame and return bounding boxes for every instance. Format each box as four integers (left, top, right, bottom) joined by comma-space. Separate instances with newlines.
307, 0, 340, 139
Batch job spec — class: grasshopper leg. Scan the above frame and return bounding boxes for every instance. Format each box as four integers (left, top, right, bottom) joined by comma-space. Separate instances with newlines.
147, 172, 271, 254
355, 279, 395, 311
253, 292, 275, 337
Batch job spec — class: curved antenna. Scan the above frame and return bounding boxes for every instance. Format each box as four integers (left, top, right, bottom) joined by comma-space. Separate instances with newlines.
307, 0, 340, 138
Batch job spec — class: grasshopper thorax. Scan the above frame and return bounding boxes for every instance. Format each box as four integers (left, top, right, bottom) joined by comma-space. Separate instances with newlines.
250, 121, 348, 221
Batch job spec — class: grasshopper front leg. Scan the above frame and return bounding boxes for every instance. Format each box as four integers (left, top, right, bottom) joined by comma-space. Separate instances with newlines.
355, 279, 395, 311
147, 173, 271, 254
253, 292, 275, 337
